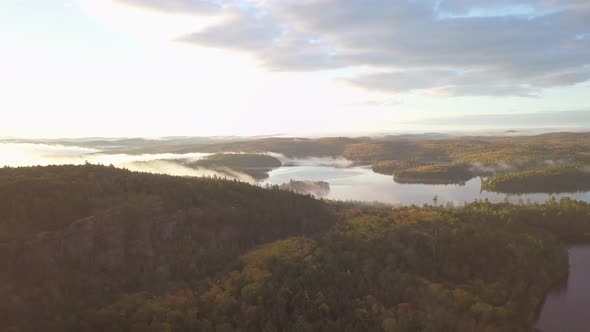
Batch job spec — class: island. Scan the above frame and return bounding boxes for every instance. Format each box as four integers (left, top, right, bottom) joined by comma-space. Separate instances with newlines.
371, 160, 421, 175
482, 166, 590, 193
189, 153, 282, 180
393, 164, 475, 185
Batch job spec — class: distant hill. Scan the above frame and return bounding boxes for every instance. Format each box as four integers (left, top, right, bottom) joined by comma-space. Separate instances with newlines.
408, 110, 590, 129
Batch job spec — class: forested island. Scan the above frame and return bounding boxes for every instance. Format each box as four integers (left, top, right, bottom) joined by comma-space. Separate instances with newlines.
371, 160, 421, 175
2, 165, 590, 331
372, 161, 477, 185
482, 166, 590, 193
189, 153, 282, 180
393, 164, 474, 185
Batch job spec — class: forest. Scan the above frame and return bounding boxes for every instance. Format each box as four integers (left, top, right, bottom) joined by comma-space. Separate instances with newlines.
189, 153, 282, 169
372, 160, 421, 175
392, 164, 474, 185
6, 132, 589, 191
9, 132, 588, 164
278, 180, 331, 197
481, 166, 590, 193
2, 165, 590, 331
188, 154, 282, 180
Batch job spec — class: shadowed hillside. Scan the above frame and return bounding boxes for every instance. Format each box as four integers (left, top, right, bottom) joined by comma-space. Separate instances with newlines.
2, 165, 590, 331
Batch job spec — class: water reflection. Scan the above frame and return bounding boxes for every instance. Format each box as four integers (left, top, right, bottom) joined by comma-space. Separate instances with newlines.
263, 165, 590, 205
536, 246, 590, 332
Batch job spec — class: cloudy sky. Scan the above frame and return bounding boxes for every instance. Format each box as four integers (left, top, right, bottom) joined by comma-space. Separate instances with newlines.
2, 0, 589, 137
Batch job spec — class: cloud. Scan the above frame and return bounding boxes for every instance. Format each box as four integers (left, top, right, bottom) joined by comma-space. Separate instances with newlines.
344, 69, 541, 97
132, 0, 590, 97
533, 68, 590, 87
181, 8, 346, 70
439, 0, 590, 18
183, 9, 278, 49
116, 0, 221, 14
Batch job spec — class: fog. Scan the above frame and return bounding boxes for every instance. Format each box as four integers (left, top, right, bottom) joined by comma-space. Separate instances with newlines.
0, 143, 360, 187
266, 152, 355, 168
469, 160, 572, 175
120, 160, 257, 183
0, 143, 256, 183
469, 162, 515, 175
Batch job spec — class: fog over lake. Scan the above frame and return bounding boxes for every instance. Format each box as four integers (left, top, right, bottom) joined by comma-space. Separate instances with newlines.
2, 143, 589, 205
0, 143, 257, 182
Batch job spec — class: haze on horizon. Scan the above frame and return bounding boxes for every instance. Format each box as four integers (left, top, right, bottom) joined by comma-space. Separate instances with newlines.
2, 0, 589, 138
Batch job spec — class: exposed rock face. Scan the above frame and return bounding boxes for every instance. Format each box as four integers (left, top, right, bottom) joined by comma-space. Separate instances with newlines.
0, 208, 191, 332
10, 208, 187, 282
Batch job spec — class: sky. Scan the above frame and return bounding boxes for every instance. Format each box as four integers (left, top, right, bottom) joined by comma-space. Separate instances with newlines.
1, 0, 589, 138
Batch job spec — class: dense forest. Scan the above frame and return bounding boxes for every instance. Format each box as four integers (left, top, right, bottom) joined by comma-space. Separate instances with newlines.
0, 165, 335, 332
188, 154, 282, 180
193, 132, 590, 167
373, 162, 480, 185
7, 132, 589, 191
189, 154, 282, 169
11, 132, 588, 165
200, 133, 590, 190
2, 165, 590, 331
372, 160, 421, 175
393, 165, 474, 185
481, 166, 590, 193
188, 133, 590, 189
278, 180, 331, 197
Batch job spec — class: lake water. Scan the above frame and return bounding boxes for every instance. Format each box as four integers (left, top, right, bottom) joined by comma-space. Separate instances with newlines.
1, 143, 589, 205
536, 246, 590, 332
262, 165, 590, 205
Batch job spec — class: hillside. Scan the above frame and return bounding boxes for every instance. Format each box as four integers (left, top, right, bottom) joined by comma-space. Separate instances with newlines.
0, 165, 336, 331
2, 165, 590, 331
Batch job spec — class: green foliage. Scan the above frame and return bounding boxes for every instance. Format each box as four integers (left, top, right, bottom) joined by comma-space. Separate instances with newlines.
188, 153, 282, 180
2, 165, 590, 331
339, 133, 590, 166
88, 200, 588, 332
382, 317, 399, 332
200, 137, 356, 158
190, 153, 282, 169
279, 180, 330, 196
482, 166, 590, 193
394, 164, 474, 184
0, 165, 336, 331
371, 160, 421, 175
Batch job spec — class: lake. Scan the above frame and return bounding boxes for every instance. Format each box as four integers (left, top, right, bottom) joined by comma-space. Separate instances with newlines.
262, 165, 590, 205
2, 143, 589, 205
536, 246, 590, 332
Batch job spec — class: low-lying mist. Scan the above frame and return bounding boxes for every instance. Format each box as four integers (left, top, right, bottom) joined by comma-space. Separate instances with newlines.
122, 160, 257, 183
0, 143, 257, 183
267, 152, 355, 168
469, 162, 515, 175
